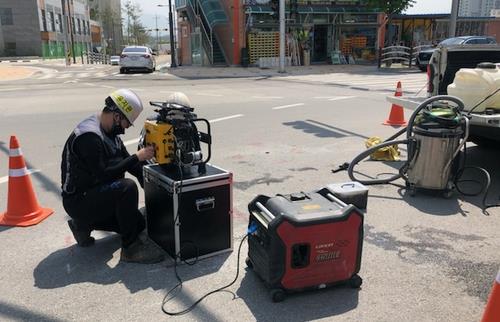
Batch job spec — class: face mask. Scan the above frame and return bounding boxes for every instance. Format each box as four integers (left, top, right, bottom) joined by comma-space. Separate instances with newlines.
110, 115, 125, 136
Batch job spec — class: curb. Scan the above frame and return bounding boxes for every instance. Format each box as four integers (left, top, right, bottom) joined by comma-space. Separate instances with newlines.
0, 60, 40, 63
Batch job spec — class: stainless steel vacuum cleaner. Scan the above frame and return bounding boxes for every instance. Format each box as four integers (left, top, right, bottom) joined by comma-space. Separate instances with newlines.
348, 95, 469, 197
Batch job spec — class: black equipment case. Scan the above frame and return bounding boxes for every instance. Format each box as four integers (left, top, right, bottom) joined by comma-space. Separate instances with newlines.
144, 164, 233, 262
246, 184, 367, 302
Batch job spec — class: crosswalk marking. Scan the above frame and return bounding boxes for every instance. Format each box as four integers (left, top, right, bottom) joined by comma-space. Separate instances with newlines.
328, 96, 356, 101
272, 103, 305, 110
30, 68, 427, 93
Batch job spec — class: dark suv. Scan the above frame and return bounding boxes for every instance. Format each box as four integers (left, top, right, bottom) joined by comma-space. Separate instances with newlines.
416, 36, 497, 71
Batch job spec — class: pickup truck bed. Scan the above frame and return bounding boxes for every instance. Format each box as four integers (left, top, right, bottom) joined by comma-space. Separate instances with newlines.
387, 45, 500, 146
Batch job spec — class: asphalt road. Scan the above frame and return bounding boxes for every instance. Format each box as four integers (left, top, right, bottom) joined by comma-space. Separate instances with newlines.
0, 66, 498, 321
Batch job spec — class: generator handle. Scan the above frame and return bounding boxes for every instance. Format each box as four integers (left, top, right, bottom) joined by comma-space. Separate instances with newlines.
256, 202, 275, 221
326, 193, 348, 208
193, 118, 212, 164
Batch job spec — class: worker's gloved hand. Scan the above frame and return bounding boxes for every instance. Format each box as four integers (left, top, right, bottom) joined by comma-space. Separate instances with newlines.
136, 146, 155, 162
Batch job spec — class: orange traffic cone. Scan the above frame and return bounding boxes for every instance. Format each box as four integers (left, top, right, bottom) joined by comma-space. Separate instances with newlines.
383, 81, 407, 126
0, 136, 53, 227
482, 270, 500, 322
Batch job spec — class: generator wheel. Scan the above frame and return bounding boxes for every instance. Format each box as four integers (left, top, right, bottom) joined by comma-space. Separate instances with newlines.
270, 289, 286, 303
245, 257, 253, 269
349, 275, 363, 289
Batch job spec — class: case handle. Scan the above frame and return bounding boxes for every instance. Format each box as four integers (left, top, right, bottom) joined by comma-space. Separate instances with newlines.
196, 197, 215, 212
326, 193, 348, 208
256, 202, 275, 221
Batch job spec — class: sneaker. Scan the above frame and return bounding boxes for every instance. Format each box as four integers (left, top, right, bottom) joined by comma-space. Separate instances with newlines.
67, 219, 95, 247
120, 238, 165, 264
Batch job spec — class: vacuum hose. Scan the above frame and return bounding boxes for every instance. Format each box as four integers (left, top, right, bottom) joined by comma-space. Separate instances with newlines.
348, 95, 465, 185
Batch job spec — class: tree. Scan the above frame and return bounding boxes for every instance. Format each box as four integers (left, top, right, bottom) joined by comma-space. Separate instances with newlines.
123, 1, 150, 46
91, 4, 122, 54
365, 0, 416, 46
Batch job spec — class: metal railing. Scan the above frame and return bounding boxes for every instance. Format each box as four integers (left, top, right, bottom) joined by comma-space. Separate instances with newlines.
175, 0, 187, 8
186, 0, 214, 64
378, 45, 413, 68
84, 51, 109, 64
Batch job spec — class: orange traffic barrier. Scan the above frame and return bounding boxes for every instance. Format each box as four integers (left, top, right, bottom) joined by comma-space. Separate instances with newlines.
482, 269, 500, 322
0, 136, 53, 227
383, 81, 407, 127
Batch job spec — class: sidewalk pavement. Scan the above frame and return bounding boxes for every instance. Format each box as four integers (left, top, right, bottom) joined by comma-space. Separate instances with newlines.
0, 65, 39, 81
163, 64, 421, 82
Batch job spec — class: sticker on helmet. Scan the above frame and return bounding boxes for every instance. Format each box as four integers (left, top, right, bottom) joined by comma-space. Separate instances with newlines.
112, 94, 133, 114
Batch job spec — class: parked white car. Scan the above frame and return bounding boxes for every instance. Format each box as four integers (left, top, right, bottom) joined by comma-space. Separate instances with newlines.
119, 46, 156, 73
110, 55, 120, 65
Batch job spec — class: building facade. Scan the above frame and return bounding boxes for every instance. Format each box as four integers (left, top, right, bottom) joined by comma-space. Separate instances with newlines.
89, 0, 123, 54
175, 0, 380, 66
459, 0, 500, 17
390, 14, 500, 45
0, 0, 91, 58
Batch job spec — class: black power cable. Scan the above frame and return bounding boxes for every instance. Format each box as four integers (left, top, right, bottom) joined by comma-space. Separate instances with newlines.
466, 88, 500, 115
161, 234, 248, 316
160, 149, 249, 316
453, 143, 500, 213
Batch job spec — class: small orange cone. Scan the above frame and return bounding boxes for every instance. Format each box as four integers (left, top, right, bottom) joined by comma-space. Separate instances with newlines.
482, 269, 500, 322
383, 81, 407, 126
0, 136, 53, 227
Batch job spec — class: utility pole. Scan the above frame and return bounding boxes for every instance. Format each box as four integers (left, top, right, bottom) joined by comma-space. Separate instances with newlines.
168, 0, 177, 67
278, 0, 285, 73
449, 0, 460, 38
61, 0, 70, 66
157, 2, 177, 67
68, 0, 76, 63
155, 14, 160, 52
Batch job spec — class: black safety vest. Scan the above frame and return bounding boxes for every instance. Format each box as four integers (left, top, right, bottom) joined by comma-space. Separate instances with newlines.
61, 130, 125, 197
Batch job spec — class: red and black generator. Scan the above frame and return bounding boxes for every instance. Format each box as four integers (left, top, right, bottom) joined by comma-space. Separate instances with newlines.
246, 183, 367, 302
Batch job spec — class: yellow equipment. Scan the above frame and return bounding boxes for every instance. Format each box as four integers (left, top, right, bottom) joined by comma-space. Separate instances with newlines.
144, 120, 175, 165
139, 100, 212, 174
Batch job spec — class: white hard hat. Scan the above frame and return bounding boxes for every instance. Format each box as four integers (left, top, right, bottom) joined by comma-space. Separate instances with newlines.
167, 92, 191, 108
108, 89, 143, 125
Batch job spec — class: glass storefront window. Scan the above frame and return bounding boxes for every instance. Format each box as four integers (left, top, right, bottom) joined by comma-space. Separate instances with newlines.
339, 26, 377, 62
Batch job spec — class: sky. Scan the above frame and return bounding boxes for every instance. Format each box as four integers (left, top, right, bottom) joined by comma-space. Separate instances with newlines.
405, 0, 453, 14
134, 0, 455, 32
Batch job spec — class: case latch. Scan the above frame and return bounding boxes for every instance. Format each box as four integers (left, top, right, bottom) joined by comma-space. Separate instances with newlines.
196, 197, 215, 212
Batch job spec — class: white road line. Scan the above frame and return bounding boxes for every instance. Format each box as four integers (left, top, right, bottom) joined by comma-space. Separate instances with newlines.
272, 103, 305, 110
355, 80, 424, 86
0, 87, 27, 92
123, 138, 140, 146
195, 93, 224, 97
328, 96, 356, 101
100, 85, 116, 89
0, 169, 41, 184
83, 82, 96, 86
251, 96, 284, 99
123, 114, 244, 147
76, 73, 89, 78
209, 114, 244, 123
38, 74, 54, 79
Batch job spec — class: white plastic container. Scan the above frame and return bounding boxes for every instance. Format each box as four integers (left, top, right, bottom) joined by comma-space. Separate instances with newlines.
447, 63, 500, 112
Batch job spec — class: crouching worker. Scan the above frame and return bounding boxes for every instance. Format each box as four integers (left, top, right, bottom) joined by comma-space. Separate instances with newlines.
60, 89, 165, 264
